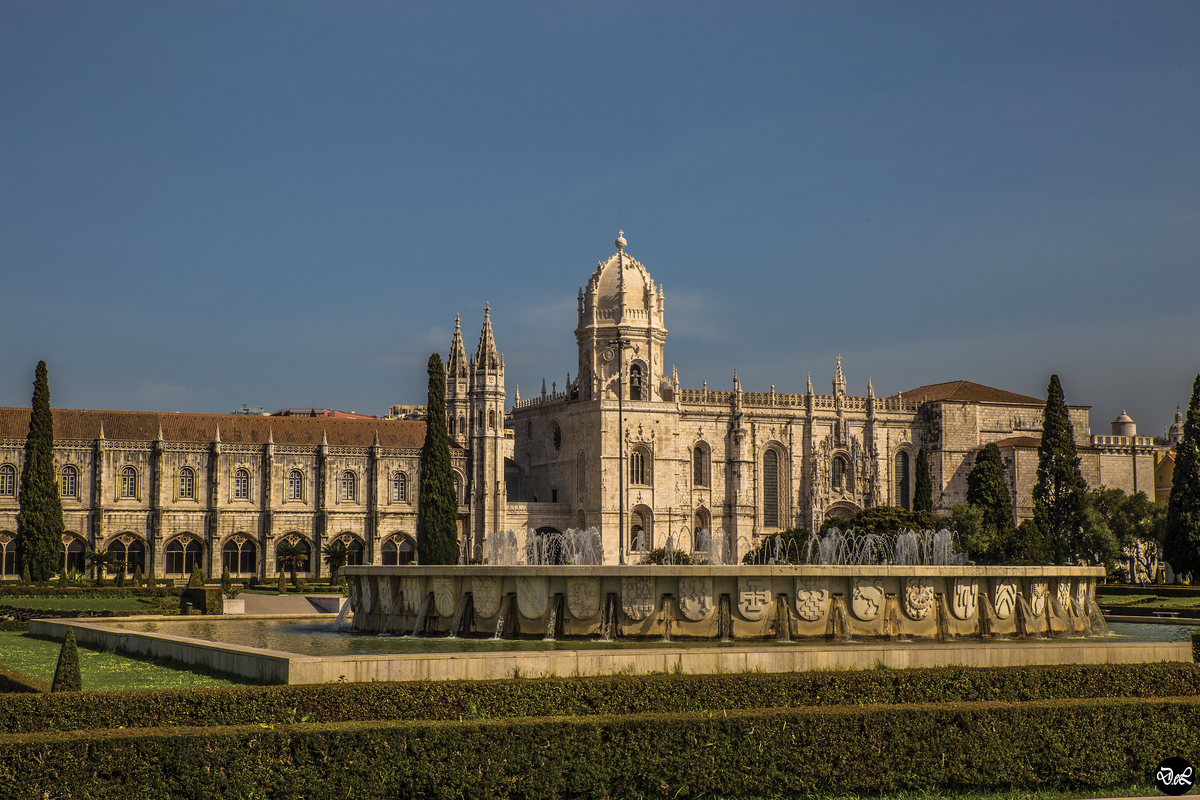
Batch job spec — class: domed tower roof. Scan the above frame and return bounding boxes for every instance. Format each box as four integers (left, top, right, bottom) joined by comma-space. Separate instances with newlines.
586, 230, 658, 313
1169, 405, 1184, 444
1111, 410, 1136, 437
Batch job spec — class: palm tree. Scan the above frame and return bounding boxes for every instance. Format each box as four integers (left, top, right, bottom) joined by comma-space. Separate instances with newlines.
276, 539, 309, 588
82, 548, 110, 586
322, 541, 349, 586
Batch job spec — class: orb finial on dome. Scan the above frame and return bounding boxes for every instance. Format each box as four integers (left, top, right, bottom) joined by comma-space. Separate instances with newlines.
615, 230, 626, 251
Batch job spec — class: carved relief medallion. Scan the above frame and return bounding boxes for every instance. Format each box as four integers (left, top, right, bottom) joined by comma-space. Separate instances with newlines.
566, 577, 600, 620
1029, 580, 1049, 617
992, 578, 1017, 620
951, 578, 978, 621
1056, 580, 1071, 615
621, 576, 655, 621
738, 577, 773, 621
432, 576, 459, 618
515, 575, 549, 619
472, 576, 502, 618
377, 577, 395, 618
347, 577, 361, 614
400, 576, 424, 614
360, 576, 375, 616
851, 578, 884, 621
678, 576, 714, 621
1076, 579, 1093, 617
794, 577, 830, 622
904, 577, 934, 621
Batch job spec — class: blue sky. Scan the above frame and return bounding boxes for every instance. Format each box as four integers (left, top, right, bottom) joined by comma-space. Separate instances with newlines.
2, 2, 1197, 437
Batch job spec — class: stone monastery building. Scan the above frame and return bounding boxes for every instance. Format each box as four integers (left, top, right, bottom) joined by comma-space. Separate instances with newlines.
0, 232, 1159, 579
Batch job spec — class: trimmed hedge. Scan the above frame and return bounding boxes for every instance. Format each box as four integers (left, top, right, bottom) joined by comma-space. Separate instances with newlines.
181, 587, 223, 615
0, 587, 182, 599
1, 696, 1198, 798
4, 661, 1200, 734
0, 665, 49, 694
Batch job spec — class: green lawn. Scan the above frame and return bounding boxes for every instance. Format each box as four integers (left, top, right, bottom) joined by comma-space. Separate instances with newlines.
0, 631, 255, 690
720, 788, 1162, 800
0, 596, 167, 612
1097, 593, 1200, 609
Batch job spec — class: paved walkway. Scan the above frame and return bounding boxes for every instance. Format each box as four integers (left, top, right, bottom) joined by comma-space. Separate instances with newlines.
242, 594, 342, 615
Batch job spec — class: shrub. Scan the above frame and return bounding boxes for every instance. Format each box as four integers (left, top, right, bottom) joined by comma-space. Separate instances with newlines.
50, 629, 82, 692
187, 565, 204, 588
132, 565, 143, 588
221, 566, 231, 594
277, 572, 286, 595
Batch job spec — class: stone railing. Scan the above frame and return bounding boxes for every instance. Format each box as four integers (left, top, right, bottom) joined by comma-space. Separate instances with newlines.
678, 390, 922, 413
1091, 435, 1155, 449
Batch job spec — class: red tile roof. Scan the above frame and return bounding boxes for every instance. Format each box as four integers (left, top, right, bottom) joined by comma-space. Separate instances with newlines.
893, 380, 1044, 406
992, 436, 1042, 449
0, 408, 429, 448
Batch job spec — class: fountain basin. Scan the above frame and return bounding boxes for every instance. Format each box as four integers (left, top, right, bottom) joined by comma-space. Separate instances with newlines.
342, 564, 1107, 641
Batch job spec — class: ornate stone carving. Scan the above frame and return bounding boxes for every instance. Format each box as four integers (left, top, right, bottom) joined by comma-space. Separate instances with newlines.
432, 576, 458, 618
678, 575, 714, 621
621, 576, 655, 621
377, 577, 394, 618
1056, 580, 1071, 615
515, 575, 549, 618
904, 577, 934, 621
851, 578, 884, 621
794, 577, 829, 621
472, 576, 501, 618
951, 578, 978, 621
400, 576, 424, 614
1029, 580, 1049, 616
566, 577, 600, 620
992, 578, 1017, 619
360, 576, 375, 615
1075, 579, 1091, 617
738, 576, 773, 621
347, 576, 361, 614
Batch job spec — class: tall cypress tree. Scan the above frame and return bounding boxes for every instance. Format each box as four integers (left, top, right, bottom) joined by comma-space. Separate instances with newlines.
964, 442, 1016, 562
913, 448, 933, 513
416, 353, 459, 565
1031, 374, 1088, 564
1164, 374, 1200, 578
16, 361, 63, 582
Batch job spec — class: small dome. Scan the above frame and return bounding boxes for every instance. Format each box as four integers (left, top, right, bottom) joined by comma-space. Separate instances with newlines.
1111, 410, 1136, 437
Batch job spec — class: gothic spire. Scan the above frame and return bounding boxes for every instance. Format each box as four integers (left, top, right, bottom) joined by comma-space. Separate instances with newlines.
806, 372, 813, 395
475, 304, 500, 370
833, 355, 846, 397
447, 313, 467, 378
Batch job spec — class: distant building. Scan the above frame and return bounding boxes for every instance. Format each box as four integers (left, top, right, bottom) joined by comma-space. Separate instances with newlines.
385, 405, 427, 420
1154, 451, 1176, 505
230, 405, 268, 416
273, 409, 378, 420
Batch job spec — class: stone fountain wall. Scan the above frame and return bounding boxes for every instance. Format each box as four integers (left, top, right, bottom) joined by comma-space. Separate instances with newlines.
342, 565, 1106, 641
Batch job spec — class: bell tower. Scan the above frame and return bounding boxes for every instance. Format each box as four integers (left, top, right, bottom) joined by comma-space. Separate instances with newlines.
575, 231, 670, 403
468, 305, 506, 555
444, 314, 469, 447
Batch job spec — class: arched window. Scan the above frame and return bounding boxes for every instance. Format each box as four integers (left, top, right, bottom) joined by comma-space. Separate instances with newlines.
234, 468, 250, 500
631, 508, 649, 551
61, 465, 78, 498
1, 533, 16, 575
832, 456, 847, 491
630, 364, 643, 401
382, 537, 415, 566
287, 470, 304, 501
453, 476, 462, 504
693, 446, 708, 487
275, 537, 311, 573
630, 448, 649, 486
459, 417, 466, 436
106, 537, 145, 576
392, 472, 407, 502
341, 471, 356, 502
694, 508, 711, 538
763, 449, 779, 528
59, 536, 85, 574
179, 467, 195, 499
120, 467, 138, 498
222, 537, 257, 575
479, 410, 484, 428
488, 410, 495, 430
167, 537, 203, 575
448, 417, 455, 436
0, 465, 14, 497
896, 451, 911, 511
344, 537, 365, 566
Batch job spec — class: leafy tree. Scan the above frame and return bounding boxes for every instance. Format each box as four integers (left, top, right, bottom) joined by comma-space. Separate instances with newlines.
819, 506, 940, 538
276, 540, 309, 587
913, 448, 933, 513
51, 629, 82, 692
417, 353, 459, 565
322, 540, 349, 585
1165, 375, 1200, 580
742, 527, 812, 565
959, 443, 1016, 563
1091, 488, 1167, 582
1030, 375, 1091, 564
644, 547, 693, 565
15, 361, 64, 582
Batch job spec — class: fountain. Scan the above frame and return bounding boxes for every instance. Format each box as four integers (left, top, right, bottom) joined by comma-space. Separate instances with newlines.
341, 526, 1105, 643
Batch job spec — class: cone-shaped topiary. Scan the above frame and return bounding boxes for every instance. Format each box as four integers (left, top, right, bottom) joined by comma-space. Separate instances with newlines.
16, 361, 65, 583
1031, 375, 1089, 564
187, 564, 204, 588
277, 571, 287, 595
963, 442, 1017, 563
132, 565, 143, 588
221, 566, 231, 594
51, 629, 82, 692
417, 353, 459, 565
913, 448, 933, 513
1165, 375, 1200, 579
